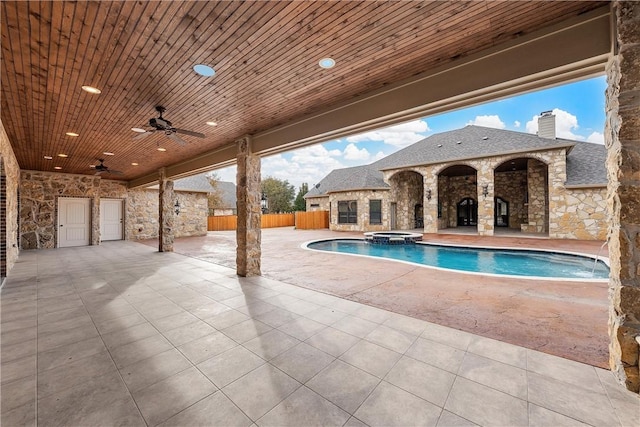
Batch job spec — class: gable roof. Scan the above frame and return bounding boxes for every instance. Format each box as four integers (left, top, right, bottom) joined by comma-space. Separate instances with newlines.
304, 165, 388, 198
305, 125, 607, 197
216, 181, 237, 208
148, 174, 238, 207
373, 125, 575, 170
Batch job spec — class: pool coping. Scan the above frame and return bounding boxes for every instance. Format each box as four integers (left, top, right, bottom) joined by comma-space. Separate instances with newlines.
301, 237, 610, 282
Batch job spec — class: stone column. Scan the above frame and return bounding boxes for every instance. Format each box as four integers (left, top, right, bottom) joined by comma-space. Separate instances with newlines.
236, 136, 261, 277
158, 168, 175, 252
423, 169, 438, 233
607, 1, 640, 393
477, 165, 494, 236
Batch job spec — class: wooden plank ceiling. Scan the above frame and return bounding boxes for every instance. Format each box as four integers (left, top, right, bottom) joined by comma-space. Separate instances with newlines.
1, 1, 607, 182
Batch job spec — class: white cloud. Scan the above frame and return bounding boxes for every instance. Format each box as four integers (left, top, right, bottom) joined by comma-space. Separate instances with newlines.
514, 120, 521, 128
525, 108, 584, 140
343, 143, 371, 161
586, 131, 605, 144
467, 115, 506, 129
346, 119, 430, 148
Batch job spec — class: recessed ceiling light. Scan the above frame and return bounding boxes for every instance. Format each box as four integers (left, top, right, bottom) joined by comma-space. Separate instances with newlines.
103, 152, 114, 156
318, 58, 336, 69
57, 153, 68, 158
65, 132, 79, 137
131, 162, 139, 166
81, 85, 101, 94
54, 166, 62, 170
44, 155, 53, 160
193, 64, 216, 77
157, 147, 167, 152
131, 127, 146, 133
206, 121, 218, 126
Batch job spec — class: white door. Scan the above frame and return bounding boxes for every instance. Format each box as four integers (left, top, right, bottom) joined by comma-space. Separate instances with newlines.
100, 199, 123, 241
58, 198, 91, 248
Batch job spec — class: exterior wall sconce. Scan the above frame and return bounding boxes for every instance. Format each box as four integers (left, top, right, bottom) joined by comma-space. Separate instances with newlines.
426, 189, 432, 201
261, 192, 268, 214
174, 199, 181, 216
482, 185, 489, 197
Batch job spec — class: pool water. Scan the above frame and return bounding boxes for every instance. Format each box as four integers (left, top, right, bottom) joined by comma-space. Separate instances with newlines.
307, 239, 609, 279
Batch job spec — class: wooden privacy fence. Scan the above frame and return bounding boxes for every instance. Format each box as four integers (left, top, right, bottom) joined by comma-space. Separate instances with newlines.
208, 213, 296, 231
295, 210, 329, 229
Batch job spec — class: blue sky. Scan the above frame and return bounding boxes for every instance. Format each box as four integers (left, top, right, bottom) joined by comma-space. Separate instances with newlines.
214, 76, 606, 189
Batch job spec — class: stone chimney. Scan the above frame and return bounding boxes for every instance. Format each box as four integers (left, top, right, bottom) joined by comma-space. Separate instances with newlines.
537, 110, 556, 139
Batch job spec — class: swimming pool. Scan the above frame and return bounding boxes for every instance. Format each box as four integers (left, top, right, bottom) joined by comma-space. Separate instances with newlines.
305, 239, 609, 280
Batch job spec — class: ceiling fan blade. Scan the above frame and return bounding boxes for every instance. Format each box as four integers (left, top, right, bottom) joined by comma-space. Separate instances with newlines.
166, 132, 188, 146
94, 170, 105, 175
174, 128, 205, 138
133, 131, 154, 140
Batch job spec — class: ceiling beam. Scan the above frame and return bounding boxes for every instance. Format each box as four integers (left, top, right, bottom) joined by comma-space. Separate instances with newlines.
128, 5, 611, 189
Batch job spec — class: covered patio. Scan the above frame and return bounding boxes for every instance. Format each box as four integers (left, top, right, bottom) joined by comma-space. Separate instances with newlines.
2, 238, 637, 426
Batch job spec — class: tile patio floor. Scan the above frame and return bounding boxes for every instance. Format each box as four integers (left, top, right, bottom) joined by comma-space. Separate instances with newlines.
1, 241, 638, 426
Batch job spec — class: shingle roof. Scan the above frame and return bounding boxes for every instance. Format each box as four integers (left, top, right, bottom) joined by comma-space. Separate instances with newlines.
305, 125, 607, 197
373, 125, 575, 170
565, 141, 607, 186
148, 174, 238, 206
304, 165, 388, 198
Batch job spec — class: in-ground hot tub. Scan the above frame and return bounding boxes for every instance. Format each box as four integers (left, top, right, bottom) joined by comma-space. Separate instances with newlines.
363, 231, 423, 244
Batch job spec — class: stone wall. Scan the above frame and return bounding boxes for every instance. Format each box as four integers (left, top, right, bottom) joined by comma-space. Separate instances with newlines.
19, 171, 102, 249
126, 189, 207, 240
607, 0, 640, 393
439, 175, 478, 228
305, 196, 329, 211
18, 172, 207, 249
553, 187, 608, 240
329, 190, 390, 232
126, 189, 159, 240
0, 119, 20, 276
523, 159, 549, 233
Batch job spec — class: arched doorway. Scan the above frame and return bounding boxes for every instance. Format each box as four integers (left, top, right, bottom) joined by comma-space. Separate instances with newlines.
437, 165, 477, 231
494, 157, 549, 233
457, 197, 477, 226
388, 170, 423, 230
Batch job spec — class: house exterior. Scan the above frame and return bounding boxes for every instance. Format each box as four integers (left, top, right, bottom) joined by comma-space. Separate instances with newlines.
305, 113, 608, 240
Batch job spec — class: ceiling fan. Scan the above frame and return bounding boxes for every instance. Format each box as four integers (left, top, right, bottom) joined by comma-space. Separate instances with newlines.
90, 159, 123, 175
132, 105, 205, 146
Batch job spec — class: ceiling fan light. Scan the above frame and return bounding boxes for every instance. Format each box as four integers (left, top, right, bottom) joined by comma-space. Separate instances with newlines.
131, 127, 146, 133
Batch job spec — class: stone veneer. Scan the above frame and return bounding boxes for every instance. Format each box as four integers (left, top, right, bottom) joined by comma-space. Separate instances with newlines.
0, 119, 20, 276
329, 190, 390, 232
18, 171, 206, 249
607, 1, 640, 393
236, 136, 261, 277
305, 196, 330, 211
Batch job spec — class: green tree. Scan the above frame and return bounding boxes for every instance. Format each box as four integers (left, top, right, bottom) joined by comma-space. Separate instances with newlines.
206, 172, 225, 215
293, 182, 308, 212
261, 177, 295, 213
